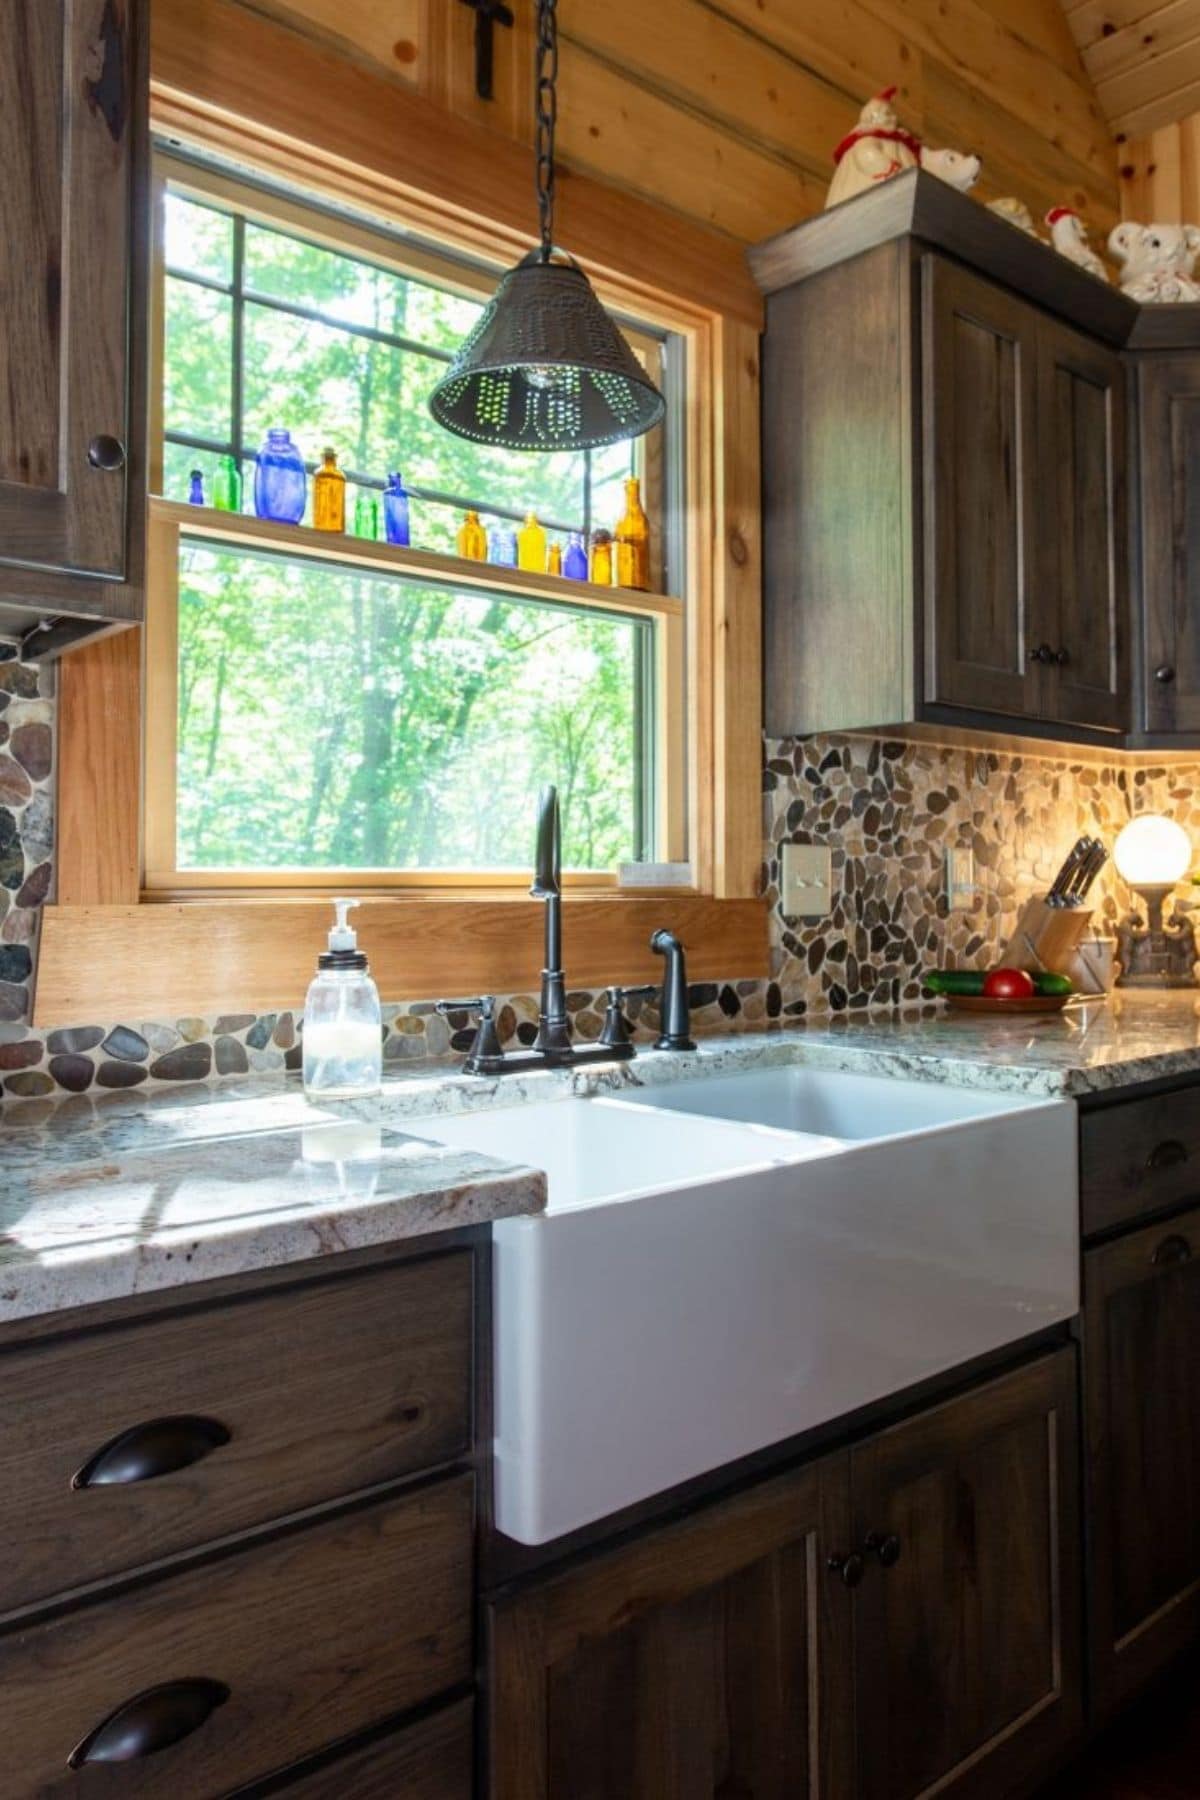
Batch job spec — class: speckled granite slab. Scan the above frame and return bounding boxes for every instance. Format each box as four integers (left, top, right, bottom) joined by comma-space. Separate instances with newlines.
4, 990, 1199, 1325
0, 1120, 543, 1324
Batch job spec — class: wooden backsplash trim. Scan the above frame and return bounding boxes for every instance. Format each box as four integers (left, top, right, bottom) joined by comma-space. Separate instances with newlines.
33, 896, 770, 1025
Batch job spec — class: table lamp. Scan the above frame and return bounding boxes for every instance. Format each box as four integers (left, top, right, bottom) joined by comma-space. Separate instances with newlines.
1113, 814, 1197, 987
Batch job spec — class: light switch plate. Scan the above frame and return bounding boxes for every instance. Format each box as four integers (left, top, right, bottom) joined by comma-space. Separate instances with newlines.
781, 843, 833, 919
945, 847, 977, 911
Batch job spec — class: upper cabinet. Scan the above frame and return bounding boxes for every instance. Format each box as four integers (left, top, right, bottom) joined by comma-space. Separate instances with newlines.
0, 0, 148, 654
754, 178, 1131, 745
1132, 354, 1200, 738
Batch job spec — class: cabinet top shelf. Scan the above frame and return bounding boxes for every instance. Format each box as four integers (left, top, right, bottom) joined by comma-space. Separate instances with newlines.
748, 169, 1200, 353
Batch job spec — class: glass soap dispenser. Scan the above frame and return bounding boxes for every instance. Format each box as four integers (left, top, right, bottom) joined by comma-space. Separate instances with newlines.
302, 898, 382, 1100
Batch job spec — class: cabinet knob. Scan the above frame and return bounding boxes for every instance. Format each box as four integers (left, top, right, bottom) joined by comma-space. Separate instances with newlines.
72, 1415, 231, 1488
828, 1551, 865, 1589
87, 433, 126, 471
1028, 644, 1054, 665
1151, 1233, 1192, 1267
1155, 665, 1176, 685
1054, 648, 1070, 667
866, 1530, 903, 1568
68, 1679, 230, 1767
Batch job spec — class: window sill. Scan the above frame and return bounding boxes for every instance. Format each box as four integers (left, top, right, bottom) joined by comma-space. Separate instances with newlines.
33, 893, 769, 1026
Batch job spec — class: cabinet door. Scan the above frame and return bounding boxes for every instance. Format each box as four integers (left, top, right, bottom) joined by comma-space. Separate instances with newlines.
850, 1350, 1083, 1800
1085, 1208, 1200, 1714
0, 1, 137, 583
923, 256, 1045, 721
1037, 319, 1128, 733
488, 1457, 854, 1800
1136, 357, 1200, 734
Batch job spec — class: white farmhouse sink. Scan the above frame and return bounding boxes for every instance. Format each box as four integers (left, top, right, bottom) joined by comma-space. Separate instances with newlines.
406, 1074, 1077, 1546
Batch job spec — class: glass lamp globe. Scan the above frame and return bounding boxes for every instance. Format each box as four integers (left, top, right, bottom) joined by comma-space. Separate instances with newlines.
1113, 815, 1192, 890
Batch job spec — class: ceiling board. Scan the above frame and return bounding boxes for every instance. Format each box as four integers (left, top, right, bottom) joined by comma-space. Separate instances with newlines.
1061, 0, 1200, 135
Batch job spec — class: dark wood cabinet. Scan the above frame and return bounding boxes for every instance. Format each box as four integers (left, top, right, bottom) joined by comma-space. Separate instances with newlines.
1084, 1204, 1200, 1715
488, 1454, 854, 1800
1038, 318, 1128, 733
0, 0, 148, 651
923, 258, 1042, 721
756, 173, 1131, 745
1132, 355, 1200, 736
850, 1350, 1083, 1800
488, 1351, 1081, 1800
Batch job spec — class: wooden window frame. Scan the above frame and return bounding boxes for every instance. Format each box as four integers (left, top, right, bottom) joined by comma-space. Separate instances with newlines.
145, 157, 684, 892
38, 0, 766, 1023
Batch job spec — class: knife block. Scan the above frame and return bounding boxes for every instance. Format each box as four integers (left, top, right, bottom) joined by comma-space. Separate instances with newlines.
1000, 898, 1095, 981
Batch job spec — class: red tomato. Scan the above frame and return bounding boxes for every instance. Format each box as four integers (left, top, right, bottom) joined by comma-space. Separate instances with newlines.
982, 967, 1035, 1000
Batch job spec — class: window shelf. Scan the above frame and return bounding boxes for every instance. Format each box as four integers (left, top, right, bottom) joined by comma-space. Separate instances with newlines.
150, 498, 683, 626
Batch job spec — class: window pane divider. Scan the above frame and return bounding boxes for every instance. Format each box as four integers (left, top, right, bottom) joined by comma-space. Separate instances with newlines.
149, 497, 684, 625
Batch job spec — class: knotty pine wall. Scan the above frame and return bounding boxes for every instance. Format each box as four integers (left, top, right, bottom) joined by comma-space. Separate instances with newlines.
1120, 111, 1200, 217
232, 0, 1121, 242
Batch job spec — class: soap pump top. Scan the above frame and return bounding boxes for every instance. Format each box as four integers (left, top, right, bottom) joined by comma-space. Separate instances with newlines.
320, 897, 368, 970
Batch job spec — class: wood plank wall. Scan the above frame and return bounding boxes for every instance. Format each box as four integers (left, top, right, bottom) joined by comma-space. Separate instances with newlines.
1120, 111, 1200, 216
229, 0, 1120, 242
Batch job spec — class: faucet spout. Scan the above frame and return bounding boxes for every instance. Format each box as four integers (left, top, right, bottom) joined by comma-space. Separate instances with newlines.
532, 785, 571, 1055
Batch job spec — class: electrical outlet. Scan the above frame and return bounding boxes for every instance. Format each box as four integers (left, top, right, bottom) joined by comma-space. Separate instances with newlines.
945, 847, 977, 911
781, 843, 833, 919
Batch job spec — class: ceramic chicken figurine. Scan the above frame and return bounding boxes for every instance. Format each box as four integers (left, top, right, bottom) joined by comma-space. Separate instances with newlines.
988, 196, 1042, 238
825, 88, 920, 208
1045, 207, 1109, 281
1107, 222, 1200, 302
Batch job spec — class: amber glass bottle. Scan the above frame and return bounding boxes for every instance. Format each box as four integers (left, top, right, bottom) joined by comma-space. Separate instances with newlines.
589, 528, 614, 586
457, 509, 488, 561
518, 511, 547, 573
547, 540, 563, 577
313, 447, 346, 532
615, 476, 650, 590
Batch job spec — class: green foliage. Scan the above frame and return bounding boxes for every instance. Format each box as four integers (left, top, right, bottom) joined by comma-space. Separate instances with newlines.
163, 190, 650, 872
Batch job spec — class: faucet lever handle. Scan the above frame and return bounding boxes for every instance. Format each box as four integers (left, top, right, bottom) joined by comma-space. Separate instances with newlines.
600, 984, 656, 1049
435, 996, 504, 1071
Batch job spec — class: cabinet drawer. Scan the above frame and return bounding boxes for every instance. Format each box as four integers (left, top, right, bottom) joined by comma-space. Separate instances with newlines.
1081, 1086, 1200, 1236
0, 1475, 472, 1799
0, 1253, 471, 1615
281, 1698, 473, 1797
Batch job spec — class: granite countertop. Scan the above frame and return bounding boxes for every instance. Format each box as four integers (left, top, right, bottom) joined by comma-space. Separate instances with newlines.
2, 989, 1198, 1327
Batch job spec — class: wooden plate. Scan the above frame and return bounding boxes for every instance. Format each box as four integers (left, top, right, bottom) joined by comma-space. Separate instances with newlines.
944, 993, 1072, 1015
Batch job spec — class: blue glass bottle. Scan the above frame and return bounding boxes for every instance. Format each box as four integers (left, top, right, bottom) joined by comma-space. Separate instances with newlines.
254, 428, 307, 525
563, 531, 588, 581
383, 472, 411, 547
489, 523, 518, 567
187, 469, 205, 507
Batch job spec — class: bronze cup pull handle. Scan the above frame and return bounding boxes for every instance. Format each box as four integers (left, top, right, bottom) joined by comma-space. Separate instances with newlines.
1152, 1233, 1192, 1268
72, 1415, 231, 1489
69, 1679, 230, 1767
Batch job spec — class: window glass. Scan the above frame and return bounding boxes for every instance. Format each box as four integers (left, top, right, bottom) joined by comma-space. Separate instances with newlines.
175, 542, 649, 871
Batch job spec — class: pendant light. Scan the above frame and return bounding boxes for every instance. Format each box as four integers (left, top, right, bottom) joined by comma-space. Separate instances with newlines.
429, 0, 666, 452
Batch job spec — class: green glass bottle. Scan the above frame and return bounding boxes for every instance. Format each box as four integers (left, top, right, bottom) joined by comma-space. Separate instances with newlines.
212, 454, 242, 513
354, 490, 380, 540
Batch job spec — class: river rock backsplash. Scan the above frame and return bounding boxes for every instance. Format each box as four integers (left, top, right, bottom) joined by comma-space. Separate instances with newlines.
3, 636, 1199, 1103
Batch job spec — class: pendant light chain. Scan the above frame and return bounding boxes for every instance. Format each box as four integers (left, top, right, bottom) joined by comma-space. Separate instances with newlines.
535, 0, 558, 260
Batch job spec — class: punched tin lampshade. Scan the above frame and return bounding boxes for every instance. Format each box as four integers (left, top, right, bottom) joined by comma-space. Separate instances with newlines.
429, 253, 666, 452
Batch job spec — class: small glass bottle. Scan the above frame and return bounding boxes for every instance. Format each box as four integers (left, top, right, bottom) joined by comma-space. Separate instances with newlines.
489, 523, 518, 567
518, 510, 547, 573
563, 531, 588, 581
615, 476, 651, 590
547, 540, 563, 577
302, 899, 382, 1100
589, 528, 614, 586
187, 469, 205, 507
212, 454, 242, 513
457, 509, 487, 560
383, 472, 411, 547
354, 489, 380, 540
254, 428, 307, 525
313, 447, 347, 533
